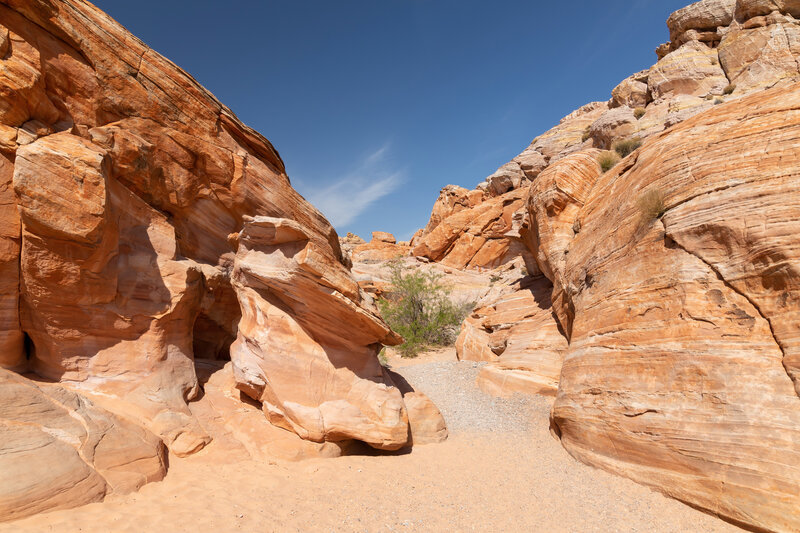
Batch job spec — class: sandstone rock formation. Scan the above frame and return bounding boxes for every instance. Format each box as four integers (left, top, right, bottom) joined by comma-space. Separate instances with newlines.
0, 0, 444, 521
351, 231, 410, 263
191, 360, 353, 461
338, 231, 365, 259
457, 275, 568, 398
230, 216, 408, 450
412, 187, 534, 270
552, 83, 800, 533
405, 2, 800, 530
0, 368, 166, 521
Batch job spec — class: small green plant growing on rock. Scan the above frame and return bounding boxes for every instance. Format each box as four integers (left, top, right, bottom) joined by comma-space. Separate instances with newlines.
598, 150, 621, 172
378, 347, 390, 367
637, 189, 666, 221
378, 262, 472, 357
723, 84, 736, 95
633, 107, 646, 120
581, 126, 592, 142
612, 137, 642, 158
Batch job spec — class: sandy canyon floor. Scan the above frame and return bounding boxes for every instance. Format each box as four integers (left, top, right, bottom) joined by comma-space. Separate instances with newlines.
2, 348, 742, 533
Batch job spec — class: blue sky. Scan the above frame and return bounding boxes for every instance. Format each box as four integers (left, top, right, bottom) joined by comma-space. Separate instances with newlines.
93, 0, 689, 240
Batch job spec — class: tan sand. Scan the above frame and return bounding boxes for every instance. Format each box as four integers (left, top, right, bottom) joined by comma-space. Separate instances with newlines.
1, 349, 742, 533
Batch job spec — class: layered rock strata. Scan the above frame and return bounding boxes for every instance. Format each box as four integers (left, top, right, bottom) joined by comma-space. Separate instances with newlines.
407, 2, 800, 529
0, 368, 166, 521
0, 0, 442, 521
230, 216, 408, 449
552, 83, 800, 533
415, 0, 800, 279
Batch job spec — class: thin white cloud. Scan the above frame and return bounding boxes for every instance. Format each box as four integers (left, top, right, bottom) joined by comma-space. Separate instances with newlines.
303, 144, 403, 228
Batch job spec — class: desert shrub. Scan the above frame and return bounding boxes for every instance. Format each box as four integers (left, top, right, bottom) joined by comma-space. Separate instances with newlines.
598, 150, 621, 172
723, 84, 736, 95
378, 347, 389, 367
612, 137, 642, 158
378, 262, 473, 357
581, 127, 591, 142
714, 97, 724, 105
637, 189, 666, 221
633, 107, 646, 119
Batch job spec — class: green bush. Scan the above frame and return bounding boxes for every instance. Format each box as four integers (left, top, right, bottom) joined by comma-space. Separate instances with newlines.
581, 127, 592, 142
612, 137, 642, 158
723, 84, 736, 95
598, 150, 621, 172
637, 189, 666, 221
378, 262, 473, 358
633, 107, 646, 120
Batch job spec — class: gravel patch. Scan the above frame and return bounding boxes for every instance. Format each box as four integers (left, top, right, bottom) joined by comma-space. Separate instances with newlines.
393, 359, 551, 435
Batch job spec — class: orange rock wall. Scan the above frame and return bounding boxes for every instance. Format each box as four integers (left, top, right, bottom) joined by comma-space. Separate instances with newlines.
0, 0, 440, 521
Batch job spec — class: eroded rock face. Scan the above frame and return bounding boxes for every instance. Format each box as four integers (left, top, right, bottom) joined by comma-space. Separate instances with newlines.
0, 369, 166, 522
0, 0, 441, 520
413, 188, 533, 270
610, 70, 650, 109
457, 276, 568, 398
230, 216, 408, 450
667, 0, 736, 44
552, 83, 800, 532
523, 150, 603, 339
351, 231, 410, 263
404, 4, 800, 530
719, 20, 800, 92
648, 40, 729, 100
0, 151, 21, 370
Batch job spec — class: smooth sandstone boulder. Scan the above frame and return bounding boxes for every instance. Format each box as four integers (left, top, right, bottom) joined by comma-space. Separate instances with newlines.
587, 108, 638, 149
0, 369, 166, 523
477, 161, 527, 197
230, 216, 409, 450
552, 83, 800, 532
191, 361, 352, 461
610, 70, 651, 109
648, 40, 729, 100
667, 0, 736, 41
512, 146, 548, 180
403, 392, 448, 445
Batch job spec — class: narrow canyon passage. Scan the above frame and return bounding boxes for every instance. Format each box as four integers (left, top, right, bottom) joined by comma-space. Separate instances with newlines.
1, 348, 741, 533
